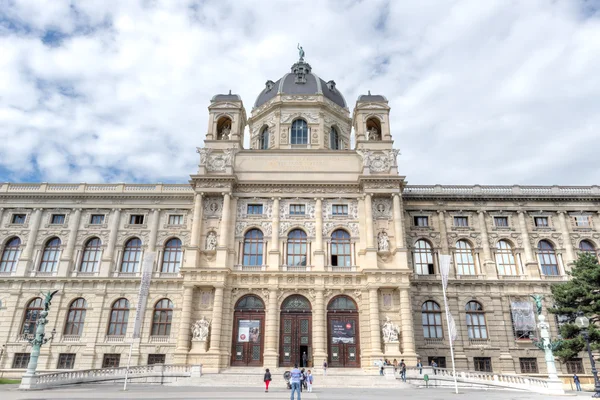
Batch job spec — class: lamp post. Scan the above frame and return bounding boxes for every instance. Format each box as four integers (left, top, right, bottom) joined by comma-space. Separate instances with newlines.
575, 312, 600, 397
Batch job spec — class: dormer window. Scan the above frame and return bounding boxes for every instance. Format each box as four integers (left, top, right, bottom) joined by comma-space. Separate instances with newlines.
291, 119, 308, 145
265, 80, 275, 92
326, 80, 336, 91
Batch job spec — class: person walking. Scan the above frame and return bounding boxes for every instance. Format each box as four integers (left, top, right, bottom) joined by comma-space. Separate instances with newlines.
323, 360, 328, 376
300, 368, 306, 391
307, 370, 314, 392
416, 359, 423, 375
290, 364, 302, 400
573, 374, 581, 391
263, 368, 272, 393
431, 360, 438, 375
393, 358, 398, 372
302, 352, 308, 368
400, 359, 407, 382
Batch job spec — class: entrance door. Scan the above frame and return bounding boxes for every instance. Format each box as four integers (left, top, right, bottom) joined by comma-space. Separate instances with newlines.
279, 295, 312, 368
327, 296, 360, 368
231, 295, 265, 366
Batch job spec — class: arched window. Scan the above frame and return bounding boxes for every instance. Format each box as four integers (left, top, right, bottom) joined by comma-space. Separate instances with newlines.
64, 298, 87, 336
151, 299, 173, 336
120, 238, 142, 273
287, 229, 307, 266
217, 116, 232, 140
495, 240, 517, 275
0, 237, 21, 273
291, 119, 308, 145
243, 229, 264, 266
455, 240, 475, 275
80, 238, 102, 273
260, 127, 269, 150
330, 126, 340, 150
465, 301, 487, 339
414, 240, 434, 275
39, 237, 61, 273
107, 298, 129, 336
331, 229, 351, 267
21, 298, 43, 336
161, 238, 182, 273
327, 295, 357, 311
538, 240, 559, 276
579, 240, 596, 255
366, 118, 382, 141
422, 301, 443, 339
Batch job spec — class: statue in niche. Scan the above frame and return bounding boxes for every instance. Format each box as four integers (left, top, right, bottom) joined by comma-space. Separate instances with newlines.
382, 316, 400, 343
220, 125, 231, 140
191, 316, 210, 341
367, 127, 380, 141
378, 231, 390, 252
206, 231, 217, 251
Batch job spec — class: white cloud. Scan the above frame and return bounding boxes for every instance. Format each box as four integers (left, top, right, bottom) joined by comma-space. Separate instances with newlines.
0, 0, 599, 185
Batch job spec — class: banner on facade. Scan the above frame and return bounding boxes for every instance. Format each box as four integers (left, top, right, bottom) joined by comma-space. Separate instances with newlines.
510, 301, 536, 331
132, 251, 156, 339
238, 320, 260, 343
331, 320, 354, 344
439, 255, 458, 343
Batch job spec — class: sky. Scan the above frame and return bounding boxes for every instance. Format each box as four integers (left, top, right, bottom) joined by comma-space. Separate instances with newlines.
1, 0, 600, 186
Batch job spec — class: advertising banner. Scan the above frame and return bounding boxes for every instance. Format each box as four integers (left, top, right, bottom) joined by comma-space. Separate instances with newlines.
238, 320, 260, 343
331, 320, 354, 344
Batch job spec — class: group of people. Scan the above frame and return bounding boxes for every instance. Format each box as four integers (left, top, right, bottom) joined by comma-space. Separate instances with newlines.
264, 364, 314, 397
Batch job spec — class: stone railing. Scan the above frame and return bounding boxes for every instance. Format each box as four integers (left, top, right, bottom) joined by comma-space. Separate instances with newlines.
0, 183, 194, 194
232, 265, 266, 272
21, 364, 199, 390
281, 265, 312, 272
404, 184, 600, 197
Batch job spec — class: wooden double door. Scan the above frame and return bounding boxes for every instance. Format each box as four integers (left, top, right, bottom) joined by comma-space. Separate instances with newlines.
231, 311, 265, 366
327, 313, 360, 368
279, 312, 312, 368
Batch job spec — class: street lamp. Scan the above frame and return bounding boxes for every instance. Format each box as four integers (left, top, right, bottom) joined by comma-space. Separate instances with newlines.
575, 312, 600, 397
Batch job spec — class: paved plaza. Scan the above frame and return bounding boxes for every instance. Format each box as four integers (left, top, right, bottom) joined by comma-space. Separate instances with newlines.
0, 384, 591, 400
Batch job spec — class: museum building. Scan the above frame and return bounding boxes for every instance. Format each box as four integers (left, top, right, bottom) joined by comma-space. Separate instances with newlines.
0, 54, 599, 376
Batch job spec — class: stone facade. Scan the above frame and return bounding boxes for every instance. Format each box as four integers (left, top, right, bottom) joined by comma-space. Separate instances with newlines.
0, 57, 599, 375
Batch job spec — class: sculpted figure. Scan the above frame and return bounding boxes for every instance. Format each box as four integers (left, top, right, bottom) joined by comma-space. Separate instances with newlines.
206, 231, 217, 251
191, 316, 210, 341
220, 125, 231, 140
530, 294, 544, 316
297, 43, 305, 61
382, 316, 399, 343
367, 127, 380, 141
378, 231, 390, 252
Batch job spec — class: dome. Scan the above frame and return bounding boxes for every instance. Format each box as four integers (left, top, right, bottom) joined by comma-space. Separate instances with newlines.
254, 60, 347, 109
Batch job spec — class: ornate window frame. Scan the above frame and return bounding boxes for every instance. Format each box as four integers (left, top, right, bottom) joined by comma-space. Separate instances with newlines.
84, 210, 109, 229
6, 210, 30, 228
569, 212, 594, 231
124, 210, 149, 229
489, 212, 513, 231
164, 210, 187, 228
530, 212, 554, 231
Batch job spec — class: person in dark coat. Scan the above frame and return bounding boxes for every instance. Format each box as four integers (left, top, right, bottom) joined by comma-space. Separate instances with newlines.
264, 368, 272, 392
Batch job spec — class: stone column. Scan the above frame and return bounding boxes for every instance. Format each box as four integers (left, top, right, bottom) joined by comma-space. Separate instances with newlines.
437, 211, 449, 255
313, 289, 327, 363
477, 211, 496, 278
517, 211, 539, 278
399, 286, 416, 361
314, 198, 325, 269
216, 193, 231, 267
149, 209, 160, 252
365, 195, 375, 249
392, 194, 405, 249
209, 286, 225, 353
16, 208, 42, 276
557, 211, 576, 265
175, 286, 194, 362
190, 193, 203, 248
264, 289, 279, 367
58, 208, 82, 276
269, 198, 280, 269
0, 208, 4, 228
100, 208, 120, 276
368, 288, 382, 357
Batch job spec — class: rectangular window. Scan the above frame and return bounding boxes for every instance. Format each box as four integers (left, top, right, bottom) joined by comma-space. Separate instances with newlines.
414, 216, 429, 227
289, 204, 306, 216
454, 216, 469, 227
129, 215, 144, 225
12, 214, 26, 224
168, 215, 183, 225
12, 353, 30, 369
247, 204, 263, 215
566, 358, 585, 374
332, 205, 348, 216
51, 214, 66, 224
519, 358, 538, 373
494, 216, 509, 227
473, 357, 492, 372
534, 217, 549, 227
102, 354, 121, 368
90, 214, 104, 225
148, 354, 166, 365
57, 353, 76, 369
428, 357, 446, 369
574, 216, 590, 227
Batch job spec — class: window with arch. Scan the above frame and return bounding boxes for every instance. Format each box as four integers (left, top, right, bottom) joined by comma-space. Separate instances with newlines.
579, 240, 596, 256
151, 299, 173, 336
330, 126, 340, 150
39, 237, 61, 273
495, 240, 518, 275
217, 116, 232, 140
80, 238, 102, 273
287, 229, 307, 266
259, 127, 269, 150
21, 298, 43, 336
422, 301, 443, 339
331, 229, 351, 267
291, 119, 308, 145
0, 237, 21, 273
413, 240, 434, 275
243, 229, 264, 266
538, 240, 559, 276
455, 240, 476, 275
120, 238, 142, 273
161, 238, 182, 273
64, 298, 87, 336
107, 298, 129, 336
366, 117, 382, 141
465, 301, 488, 339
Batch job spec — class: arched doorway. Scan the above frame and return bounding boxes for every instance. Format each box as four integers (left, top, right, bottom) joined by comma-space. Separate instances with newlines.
327, 295, 360, 368
280, 295, 312, 368
231, 295, 265, 366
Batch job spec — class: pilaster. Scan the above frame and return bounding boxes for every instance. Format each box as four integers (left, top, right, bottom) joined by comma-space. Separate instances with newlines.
58, 208, 82, 276
364, 194, 377, 267
216, 193, 231, 267
399, 286, 417, 363
100, 208, 120, 277
264, 289, 279, 367
368, 288, 382, 359
557, 211, 576, 267
313, 198, 325, 270
478, 210, 496, 278
313, 289, 327, 363
16, 208, 42, 276
517, 211, 539, 278
174, 286, 194, 364
186, 193, 203, 269
268, 197, 280, 270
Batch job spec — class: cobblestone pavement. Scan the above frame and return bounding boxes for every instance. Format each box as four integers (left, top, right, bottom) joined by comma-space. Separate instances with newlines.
0, 384, 590, 399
